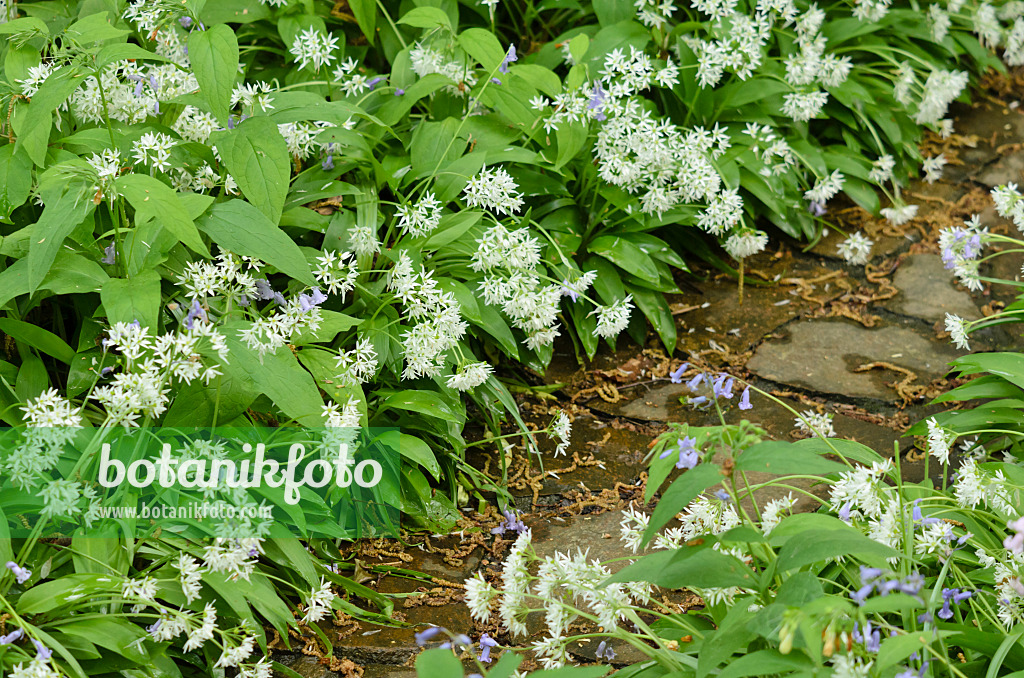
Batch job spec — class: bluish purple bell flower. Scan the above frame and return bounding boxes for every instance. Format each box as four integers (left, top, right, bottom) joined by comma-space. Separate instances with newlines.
661, 435, 699, 469
310, 287, 328, 305
938, 588, 972, 620
367, 76, 383, 90
714, 489, 732, 504
595, 640, 616, 661
415, 626, 443, 646
838, 501, 853, 522
184, 299, 207, 330
588, 83, 607, 121
102, 243, 116, 265
0, 628, 23, 645
669, 362, 689, 384
5, 561, 30, 584
32, 638, 52, 660
685, 373, 704, 391
491, 78, 502, 85
395, 88, 405, 96
254, 279, 275, 300
179, 16, 193, 28
911, 499, 940, 525
478, 633, 498, 663
499, 44, 517, 74
321, 154, 334, 171
738, 386, 752, 410
491, 509, 526, 535
808, 201, 826, 217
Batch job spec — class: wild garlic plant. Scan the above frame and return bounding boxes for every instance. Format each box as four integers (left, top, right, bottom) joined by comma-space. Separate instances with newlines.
456, 375, 1024, 676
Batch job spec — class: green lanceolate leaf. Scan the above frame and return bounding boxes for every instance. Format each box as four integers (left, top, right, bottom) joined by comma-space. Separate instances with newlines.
26, 183, 95, 294
100, 269, 161, 330
187, 24, 239, 124
215, 116, 291, 224
196, 199, 316, 285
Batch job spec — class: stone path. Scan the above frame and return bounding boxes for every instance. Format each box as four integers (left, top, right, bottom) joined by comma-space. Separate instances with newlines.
272, 85, 1024, 677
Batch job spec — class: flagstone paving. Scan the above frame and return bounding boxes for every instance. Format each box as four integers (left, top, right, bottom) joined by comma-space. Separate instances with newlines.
272, 89, 1024, 678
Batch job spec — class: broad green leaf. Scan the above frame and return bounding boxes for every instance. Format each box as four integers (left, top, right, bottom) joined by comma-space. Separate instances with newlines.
94, 42, 170, 69
17, 574, 119, 614
377, 429, 440, 479
348, 0, 377, 45
216, 117, 291, 224
398, 7, 451, 30
608, 545, 758, 590
26, 185, 95, 293
0, 144, 34, 220
415, 648, 462, 677
58, 618, 148, 667
0, 318, 74, 364
588, 235, 661, 283
458, 28, 506, 71
14, 67, 87, 166
187, 24, 238, 124
0, 251, 108, 310
223, 321, 325, 426
100, 269, 161, 330
735, 440, 848, 476
64, 12, 129, 44
196, 199, 316, 285
379, 390, 464, 424
115, 174, 209, 256
775, 518, 901, 571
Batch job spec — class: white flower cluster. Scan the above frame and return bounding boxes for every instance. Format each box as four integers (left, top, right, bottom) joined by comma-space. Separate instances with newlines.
289, 27, 339, 72
410, 41, 478, 95
837, 232, 874, 265
93, 320, 228, 427
473, 223, 562, 349
463, 529, 653, 669
387, 252, 469, 379
794, 409, 836, 438
396, 192, 443, 237
463, 167, 524, 216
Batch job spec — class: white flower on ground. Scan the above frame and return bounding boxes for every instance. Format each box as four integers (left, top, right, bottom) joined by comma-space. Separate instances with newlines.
945, 313, 970, 350
794, 409, 835, 438
302, 577, 335, 624
550, 411, 571, 456
464, 572, 497, 622
837, 232, 874, 265
724, 229, 769, 259
923, 154, 947, 183
880, 204, 918, 226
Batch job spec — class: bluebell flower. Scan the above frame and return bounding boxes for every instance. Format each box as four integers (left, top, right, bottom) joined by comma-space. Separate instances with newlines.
5, 561, 30, 584
499, 44, 517, 73
0, 628, 23, 645
685, 373, 704, 391
595, 640, 616, 661
101, 243, 116, 265
478, 633, 498, 663
491, 509, 526, 535
32, 638, 52, 660
669, 362, 689, 384
415, 626, 443, 645
738, 386, 752, 410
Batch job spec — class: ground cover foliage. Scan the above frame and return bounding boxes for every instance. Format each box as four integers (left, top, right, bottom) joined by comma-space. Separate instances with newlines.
0, 0, 1023, 675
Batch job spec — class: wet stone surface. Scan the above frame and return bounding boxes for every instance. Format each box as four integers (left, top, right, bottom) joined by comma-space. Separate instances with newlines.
746, 319, 961, 401
883, 254, 982, 322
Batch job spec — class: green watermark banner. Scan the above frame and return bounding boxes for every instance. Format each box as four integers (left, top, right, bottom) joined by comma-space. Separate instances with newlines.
0, 427, 403, 539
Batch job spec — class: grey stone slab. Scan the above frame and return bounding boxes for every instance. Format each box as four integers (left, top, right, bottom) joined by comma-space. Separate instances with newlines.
883, 254, 981, 322
746, 319, 960, 400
